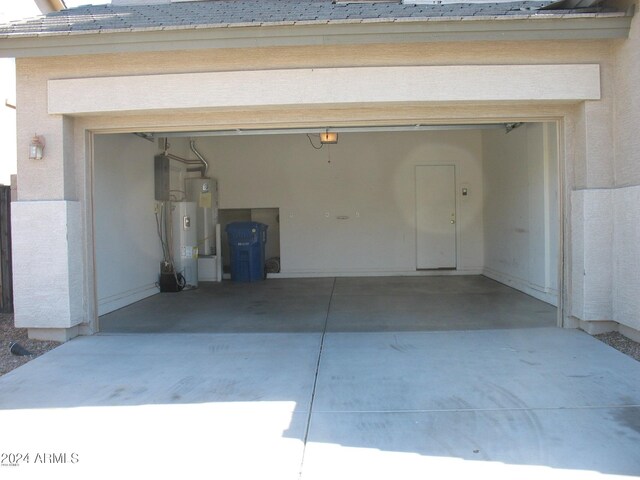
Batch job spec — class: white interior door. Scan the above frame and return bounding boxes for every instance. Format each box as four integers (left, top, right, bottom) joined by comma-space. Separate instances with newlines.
416, 165, 457, 269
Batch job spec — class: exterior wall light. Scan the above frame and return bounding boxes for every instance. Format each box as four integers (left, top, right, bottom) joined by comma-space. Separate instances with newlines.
29, 135, 45, 160
319, 131, 338, 144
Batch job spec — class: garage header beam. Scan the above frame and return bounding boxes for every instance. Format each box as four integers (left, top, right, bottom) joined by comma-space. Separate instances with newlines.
150, 124, 506, 138
48, 64, 601, 116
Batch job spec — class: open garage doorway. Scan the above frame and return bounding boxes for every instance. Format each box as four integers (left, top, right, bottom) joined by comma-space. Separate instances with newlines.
93, 122, 560, 333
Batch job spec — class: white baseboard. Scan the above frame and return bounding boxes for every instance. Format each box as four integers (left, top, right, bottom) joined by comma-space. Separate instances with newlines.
267, 268, 484, 279
573, 318, 618, 335
619, 324, 640, 343
570, 317, 640, 343
98, 283, 159, 316
483, 267, 558, 306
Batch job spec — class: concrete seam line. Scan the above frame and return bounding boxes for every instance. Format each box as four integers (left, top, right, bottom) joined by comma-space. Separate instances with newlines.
298, 277, 336, 478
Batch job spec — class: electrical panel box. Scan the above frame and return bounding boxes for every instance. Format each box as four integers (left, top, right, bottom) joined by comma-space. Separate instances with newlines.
154, 154, 170, 201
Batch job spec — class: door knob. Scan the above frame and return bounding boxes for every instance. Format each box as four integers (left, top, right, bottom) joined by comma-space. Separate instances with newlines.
451, 220, 455, 224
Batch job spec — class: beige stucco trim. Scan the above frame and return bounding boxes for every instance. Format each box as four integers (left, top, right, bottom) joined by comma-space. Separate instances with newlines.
48, 64, 601, 116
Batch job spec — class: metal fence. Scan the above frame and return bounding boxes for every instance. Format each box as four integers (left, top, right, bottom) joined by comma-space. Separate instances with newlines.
0, 186, 13, 313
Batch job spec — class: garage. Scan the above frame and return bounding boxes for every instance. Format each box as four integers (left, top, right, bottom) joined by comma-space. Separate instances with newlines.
4, 0, 637, 344
2, 1, 640, 477
93, 122, 559, 333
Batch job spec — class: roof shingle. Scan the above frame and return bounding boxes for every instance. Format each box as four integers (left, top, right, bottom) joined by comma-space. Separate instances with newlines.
0, 0, 622, 37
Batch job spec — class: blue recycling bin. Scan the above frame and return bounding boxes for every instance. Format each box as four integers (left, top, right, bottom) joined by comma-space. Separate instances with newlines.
226, 222, 268, 282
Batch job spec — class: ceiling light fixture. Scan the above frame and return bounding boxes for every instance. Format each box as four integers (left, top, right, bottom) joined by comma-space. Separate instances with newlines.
319, 131, 338, 144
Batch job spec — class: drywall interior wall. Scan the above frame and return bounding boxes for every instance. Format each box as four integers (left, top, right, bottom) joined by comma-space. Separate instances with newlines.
250, 208, 280, 261
482, 123, 559, 305
179, 130, 484, 276
94, 133, 162, 315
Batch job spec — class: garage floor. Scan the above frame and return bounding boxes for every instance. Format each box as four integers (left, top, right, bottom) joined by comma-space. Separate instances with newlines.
3, 276, 638, 478
99, 275, 558, 333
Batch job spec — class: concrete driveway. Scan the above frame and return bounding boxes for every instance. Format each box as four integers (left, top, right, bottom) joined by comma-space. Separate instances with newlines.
1, 326, 639, 479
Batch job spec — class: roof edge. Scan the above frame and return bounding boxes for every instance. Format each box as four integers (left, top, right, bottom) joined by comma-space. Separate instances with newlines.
0, 15, 632, 58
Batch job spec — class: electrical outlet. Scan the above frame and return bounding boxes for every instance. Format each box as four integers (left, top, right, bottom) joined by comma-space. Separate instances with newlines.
154, 202, 160, 214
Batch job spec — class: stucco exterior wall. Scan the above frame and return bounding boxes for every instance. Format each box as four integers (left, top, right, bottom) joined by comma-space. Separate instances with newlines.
569, 3, 640, 336
14, 40, 612, 200
10, 38, 635, 339
611, 4, 640, 332
11, 200, 83, 341
614, 3, 640, 187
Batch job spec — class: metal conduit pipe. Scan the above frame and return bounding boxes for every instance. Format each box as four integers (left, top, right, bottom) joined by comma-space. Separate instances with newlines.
162, 138, 208, 176
165, 153, 202, 166
189, 140, 209, 177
